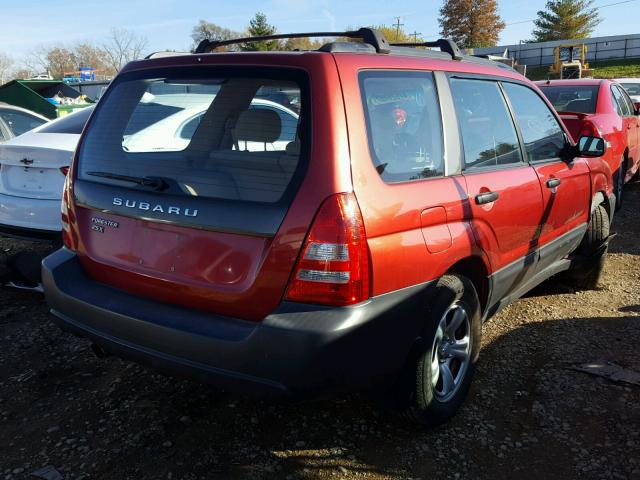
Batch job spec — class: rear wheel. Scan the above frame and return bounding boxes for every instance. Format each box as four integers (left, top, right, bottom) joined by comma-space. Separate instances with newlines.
564, 204, 610, 290
388, 274, 482, 427
614, 160, 625, 211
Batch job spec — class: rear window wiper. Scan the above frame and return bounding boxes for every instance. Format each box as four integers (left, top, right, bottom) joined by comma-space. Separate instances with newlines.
86, 171, 169, 191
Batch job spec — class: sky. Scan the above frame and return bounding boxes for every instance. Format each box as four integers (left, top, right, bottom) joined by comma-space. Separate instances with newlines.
0, 0, 638, 65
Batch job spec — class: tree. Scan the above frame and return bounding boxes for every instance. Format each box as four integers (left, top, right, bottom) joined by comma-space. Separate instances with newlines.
0, 53, 13, 85
376, 25, 423, 43
439, 0, 506, 49
532, 0, 600, 42
242, 12, 278, 51
190, 20, 241, 51
282, 37, 325, 51
102, 28, 148, 72
75, 43, 113, 74
45, 47, 77, 79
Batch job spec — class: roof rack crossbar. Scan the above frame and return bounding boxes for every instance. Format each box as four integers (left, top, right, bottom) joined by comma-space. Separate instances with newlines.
194, 27, 391, 54
390, 39, 463, 61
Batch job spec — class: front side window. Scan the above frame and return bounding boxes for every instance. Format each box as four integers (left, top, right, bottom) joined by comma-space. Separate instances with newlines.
0, 109, 46, 136
78, 68, 305, 204
360, 71, 444, 182
503, 83, 566, 162
450, 78, 522, 170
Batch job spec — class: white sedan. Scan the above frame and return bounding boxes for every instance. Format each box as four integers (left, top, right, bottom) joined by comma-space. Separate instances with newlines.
0, 107, 93, 240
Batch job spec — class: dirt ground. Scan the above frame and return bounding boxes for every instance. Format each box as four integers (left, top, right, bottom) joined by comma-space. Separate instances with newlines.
1, 183, 639, 480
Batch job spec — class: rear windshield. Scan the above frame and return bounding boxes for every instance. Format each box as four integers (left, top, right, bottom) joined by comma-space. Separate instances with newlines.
538, 85, 599, 114
39, 106, 93, 134
77, 67, 307, 204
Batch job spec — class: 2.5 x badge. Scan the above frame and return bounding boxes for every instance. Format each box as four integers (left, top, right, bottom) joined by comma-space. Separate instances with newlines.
91, 217, 119, 233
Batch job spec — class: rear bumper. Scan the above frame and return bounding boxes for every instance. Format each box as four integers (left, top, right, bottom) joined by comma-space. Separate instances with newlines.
0, 193, 61, 239
42, 248, 433, 396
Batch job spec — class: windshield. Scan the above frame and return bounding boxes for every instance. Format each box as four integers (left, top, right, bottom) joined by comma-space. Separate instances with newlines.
77, 67, 307, 205
538, 85, 599, 114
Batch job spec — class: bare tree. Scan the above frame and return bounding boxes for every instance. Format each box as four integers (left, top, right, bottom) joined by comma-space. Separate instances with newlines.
25, 46, 51, 77
10, 68, 33, 81
190, 20, 241, 51
0, 53, 13, 85
102, 28, 149, 72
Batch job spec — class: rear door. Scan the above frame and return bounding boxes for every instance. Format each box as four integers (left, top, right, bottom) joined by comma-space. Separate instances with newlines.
502, 82, 591, 273
450, 77, 544, 300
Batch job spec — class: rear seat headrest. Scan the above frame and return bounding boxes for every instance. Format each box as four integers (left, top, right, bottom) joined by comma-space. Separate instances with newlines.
235, 109, 281, 143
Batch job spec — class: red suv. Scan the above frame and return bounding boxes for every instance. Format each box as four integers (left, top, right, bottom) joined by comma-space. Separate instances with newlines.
42, 29, 614, 426
536, 79, 640, 209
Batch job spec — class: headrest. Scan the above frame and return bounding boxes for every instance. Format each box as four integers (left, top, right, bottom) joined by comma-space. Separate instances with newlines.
235, 109, 281, 143
285, 141, 300, 156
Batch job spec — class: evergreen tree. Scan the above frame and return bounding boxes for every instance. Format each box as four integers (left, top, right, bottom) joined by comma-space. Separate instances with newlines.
532, 0, 600, 42
242, 12, 279, 51
439, 0, 505, 49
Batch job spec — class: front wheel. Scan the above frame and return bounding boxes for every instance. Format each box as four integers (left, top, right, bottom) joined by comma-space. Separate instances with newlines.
403, 274, 482, 426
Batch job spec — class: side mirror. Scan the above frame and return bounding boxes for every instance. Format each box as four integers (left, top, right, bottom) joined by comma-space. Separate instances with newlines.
634, 101, 640, 115
577, 135, 606, 158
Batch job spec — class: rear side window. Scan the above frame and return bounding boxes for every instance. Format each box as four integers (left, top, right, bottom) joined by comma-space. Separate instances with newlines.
360, 71, 444, 182
0, 109, 46, 136
78, 68, 306, 204
538, 85, 599, 114
450, 78, 522, 170
502, 83, 566, 162
612, 85, 633, 116
39, 106, 93, 134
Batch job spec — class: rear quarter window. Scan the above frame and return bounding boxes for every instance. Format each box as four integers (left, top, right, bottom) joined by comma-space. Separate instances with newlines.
359, 71, 444, 182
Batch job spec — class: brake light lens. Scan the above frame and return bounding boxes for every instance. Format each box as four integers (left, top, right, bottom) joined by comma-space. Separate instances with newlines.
61, 175, 74, 249
285, 193, 370, 306
580, 119, 602, 138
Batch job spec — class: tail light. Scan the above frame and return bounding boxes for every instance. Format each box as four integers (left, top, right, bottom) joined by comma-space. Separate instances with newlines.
59, 166, 69, 176
285, 193, 370, 306
580, 119, 602, 138
61, 175, 74, 249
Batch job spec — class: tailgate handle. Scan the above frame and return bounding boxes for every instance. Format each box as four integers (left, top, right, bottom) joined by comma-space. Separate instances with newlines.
546, 178, 561, 189
475, 191, 499, 205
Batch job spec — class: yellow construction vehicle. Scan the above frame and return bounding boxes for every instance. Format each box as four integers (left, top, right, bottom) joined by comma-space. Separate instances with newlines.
549, 44, 593, 79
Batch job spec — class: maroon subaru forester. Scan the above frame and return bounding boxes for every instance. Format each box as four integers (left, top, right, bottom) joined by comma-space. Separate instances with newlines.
42, 29, 614, 426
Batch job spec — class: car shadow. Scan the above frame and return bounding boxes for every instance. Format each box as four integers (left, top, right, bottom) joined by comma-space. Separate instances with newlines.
79, 313, 637, 480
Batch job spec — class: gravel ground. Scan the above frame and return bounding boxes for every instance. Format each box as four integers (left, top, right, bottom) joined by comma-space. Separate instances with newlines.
1, 183, 639, 480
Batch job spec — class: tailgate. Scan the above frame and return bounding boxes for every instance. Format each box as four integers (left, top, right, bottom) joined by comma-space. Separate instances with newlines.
70, 65, 315, 321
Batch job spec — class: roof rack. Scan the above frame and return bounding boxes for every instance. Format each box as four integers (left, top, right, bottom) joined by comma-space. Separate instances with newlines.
194, 27, 390, 54
390, 39, 464, 61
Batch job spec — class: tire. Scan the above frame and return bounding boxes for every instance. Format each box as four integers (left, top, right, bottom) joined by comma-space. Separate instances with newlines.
387, 274, 482, 427
567, 204, 610, 290
614, 160, 625, 211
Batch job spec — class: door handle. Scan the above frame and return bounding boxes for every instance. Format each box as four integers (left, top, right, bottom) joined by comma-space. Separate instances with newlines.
475, 191, 499, 205
546, 178, 561, 188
